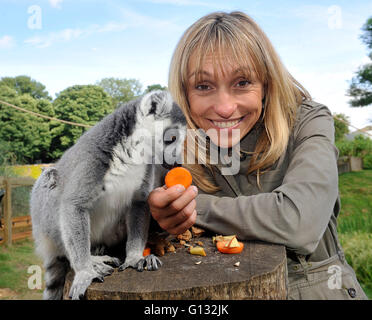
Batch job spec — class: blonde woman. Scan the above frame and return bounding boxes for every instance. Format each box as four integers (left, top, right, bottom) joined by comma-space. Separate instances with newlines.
148, 11, 367, 300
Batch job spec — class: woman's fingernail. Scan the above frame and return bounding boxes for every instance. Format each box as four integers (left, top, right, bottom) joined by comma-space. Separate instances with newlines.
176, 185, 185, 193
191, 186, 198, 194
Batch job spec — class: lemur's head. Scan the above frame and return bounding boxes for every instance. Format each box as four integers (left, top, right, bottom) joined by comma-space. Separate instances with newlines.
136, 90, 186, 167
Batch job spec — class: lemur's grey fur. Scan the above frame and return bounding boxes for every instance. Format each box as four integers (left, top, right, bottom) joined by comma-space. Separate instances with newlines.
30, 91, 186, 300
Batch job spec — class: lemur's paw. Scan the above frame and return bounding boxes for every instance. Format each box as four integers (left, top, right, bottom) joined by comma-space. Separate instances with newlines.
118, 253, 162, 272
69, 269, 101, 300
92, 255, 121, 268
92, 261, 114, 277
118, 260, 137, 272
91, 255, 122, 277
136, 254, 163, 272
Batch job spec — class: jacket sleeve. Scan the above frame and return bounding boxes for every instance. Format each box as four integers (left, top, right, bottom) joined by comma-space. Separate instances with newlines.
195, 103, 339, 255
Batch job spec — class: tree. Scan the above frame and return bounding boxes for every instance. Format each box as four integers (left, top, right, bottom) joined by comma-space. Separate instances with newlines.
361, 17, 372, 50
50, 85, 113, 160
347, 17, 372, 107
96, 77, 142, 108
333, 113, 350, 142
0, 75, 52, 100
145, 84, 167, 93
0, 85, 54, 164
352, 134, 372, 158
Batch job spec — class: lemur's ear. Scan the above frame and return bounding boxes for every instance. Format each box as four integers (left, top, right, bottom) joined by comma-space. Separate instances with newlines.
140, 90, 170, 116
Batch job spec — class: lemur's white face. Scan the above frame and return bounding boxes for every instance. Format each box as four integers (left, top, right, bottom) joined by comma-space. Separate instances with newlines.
134, 90, 186, 166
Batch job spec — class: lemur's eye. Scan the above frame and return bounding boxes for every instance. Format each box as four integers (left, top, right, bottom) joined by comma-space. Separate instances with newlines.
149, 101, 157, 115
164, 135, 177, 145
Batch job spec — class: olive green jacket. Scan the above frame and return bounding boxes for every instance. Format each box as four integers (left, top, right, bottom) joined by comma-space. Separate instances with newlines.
194, 100, 367, 300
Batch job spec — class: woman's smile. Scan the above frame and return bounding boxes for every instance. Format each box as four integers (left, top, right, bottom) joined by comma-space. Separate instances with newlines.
209, 114, 251, 130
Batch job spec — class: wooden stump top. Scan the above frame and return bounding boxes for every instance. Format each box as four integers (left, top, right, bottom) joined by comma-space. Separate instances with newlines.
64, 238, 287, 300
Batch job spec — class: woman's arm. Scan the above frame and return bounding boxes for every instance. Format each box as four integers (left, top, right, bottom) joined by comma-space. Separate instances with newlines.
195, 103, 339, 255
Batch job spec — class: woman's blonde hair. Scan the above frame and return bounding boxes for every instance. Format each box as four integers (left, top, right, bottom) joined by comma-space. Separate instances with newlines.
168, 11, 311, 193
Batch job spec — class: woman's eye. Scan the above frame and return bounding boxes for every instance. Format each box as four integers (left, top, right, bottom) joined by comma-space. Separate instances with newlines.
236, 80, 251, 87
195, 84, 210, 90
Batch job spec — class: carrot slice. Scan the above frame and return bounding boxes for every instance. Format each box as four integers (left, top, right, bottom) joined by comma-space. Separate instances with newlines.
143, 247, 151, 257
216, 240, 244, 254
165, 167, 192, 189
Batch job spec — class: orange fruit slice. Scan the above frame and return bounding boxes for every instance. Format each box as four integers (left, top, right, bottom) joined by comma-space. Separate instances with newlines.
216, 240, 244, 254
165, 167, 192, 189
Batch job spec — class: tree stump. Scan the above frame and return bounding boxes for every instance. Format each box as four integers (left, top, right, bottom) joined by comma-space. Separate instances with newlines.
63, 238, 287, 300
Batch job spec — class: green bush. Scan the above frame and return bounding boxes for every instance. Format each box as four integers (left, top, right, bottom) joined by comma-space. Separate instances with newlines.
364, 154, 372, 169
336, 139, 353, 157
352, 135, 372, 158
336, 136, 372, 169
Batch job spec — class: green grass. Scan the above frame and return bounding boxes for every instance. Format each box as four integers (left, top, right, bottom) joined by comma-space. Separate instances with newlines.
339, 232, 372, 296
338, 169, 372, 298
0, 239, 43, 299
338, 170, 372, 234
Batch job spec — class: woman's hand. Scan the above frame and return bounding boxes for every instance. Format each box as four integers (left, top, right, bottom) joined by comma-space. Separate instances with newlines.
148, 184, 198, 235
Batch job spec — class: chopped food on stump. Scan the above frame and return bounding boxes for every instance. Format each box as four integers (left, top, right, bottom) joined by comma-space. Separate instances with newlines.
214, 235, 244, 254
189, 246, 207, 256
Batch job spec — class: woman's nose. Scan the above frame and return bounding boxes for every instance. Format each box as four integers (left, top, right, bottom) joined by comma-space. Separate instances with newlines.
213, 91, 237, 119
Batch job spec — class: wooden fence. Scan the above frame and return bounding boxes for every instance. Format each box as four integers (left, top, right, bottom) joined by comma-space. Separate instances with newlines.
0, 176, 35, 246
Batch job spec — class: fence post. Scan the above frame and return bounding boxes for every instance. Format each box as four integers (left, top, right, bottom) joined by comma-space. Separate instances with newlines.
3, 178, 12, 246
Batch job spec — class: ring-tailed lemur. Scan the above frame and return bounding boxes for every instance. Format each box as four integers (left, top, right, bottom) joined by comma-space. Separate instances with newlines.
30, 90, 186, 300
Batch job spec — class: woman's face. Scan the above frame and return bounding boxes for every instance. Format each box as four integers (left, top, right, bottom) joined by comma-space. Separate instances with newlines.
186, 54, 264, 148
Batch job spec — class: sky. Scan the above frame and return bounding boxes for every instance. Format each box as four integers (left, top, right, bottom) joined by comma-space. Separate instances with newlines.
1, 0, 372, 130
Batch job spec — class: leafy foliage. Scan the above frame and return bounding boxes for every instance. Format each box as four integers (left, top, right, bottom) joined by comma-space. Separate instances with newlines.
363, 154, 372, 169
96, 77, 142, 108
348, 63, 372, 107
336, 135, 372, 169
333, 113, 350, 142
0, 85, 54, 164
361, 17, 372, 50
352, 135, 372, 157
49, 85, 113, 160
0, 75, 52, 100
144, 84, 167, 93
0, 75, 167, 164
336, 139, 353, 157
347, 17, 372, 108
